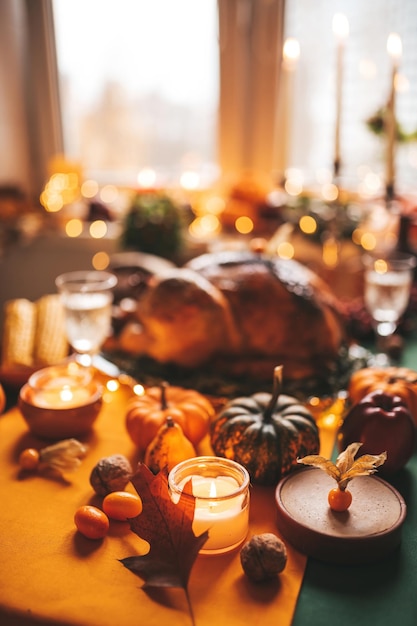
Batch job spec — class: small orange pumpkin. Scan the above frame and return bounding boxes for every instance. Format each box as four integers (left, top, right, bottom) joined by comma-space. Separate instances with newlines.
125, 382, 214, 453
348, 366, 417, 421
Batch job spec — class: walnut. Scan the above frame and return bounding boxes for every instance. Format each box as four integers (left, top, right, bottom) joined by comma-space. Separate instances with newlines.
240, 533, 287, 582
89, 454, 133, 496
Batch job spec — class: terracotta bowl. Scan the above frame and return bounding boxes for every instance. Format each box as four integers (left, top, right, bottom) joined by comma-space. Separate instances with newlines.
19, 379, 103, 439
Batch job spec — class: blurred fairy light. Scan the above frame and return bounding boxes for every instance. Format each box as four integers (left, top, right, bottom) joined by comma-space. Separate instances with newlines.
40, 171, 80, 212
99, 185, 118, 204
137, 168, 157, 188
361, 232, 377, 250
106, 379, 119, 392
192, 194, 225, 220
284, 168, 304, 196
352, 228, 363, 245
299, 215, 317, 234
81, 179, 99, 198
189, 214, 221, 239
65, 218, 83, 237
235, 216, 254, 234
358, 171, 382, 197
180, 170, 200, 190
92, 251, 110, 270
89, 220, 108, 238
204, 195, 225, 215
322, 238, 339, 268
321, 183, 339, 202
277, 242, 294, 259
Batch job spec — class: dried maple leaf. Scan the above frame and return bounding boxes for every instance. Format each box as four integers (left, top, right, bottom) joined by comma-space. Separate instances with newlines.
120, 463, 208, 624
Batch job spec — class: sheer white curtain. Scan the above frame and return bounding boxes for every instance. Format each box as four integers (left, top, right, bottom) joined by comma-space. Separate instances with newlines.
218, 0, 285, 182
0, 0, 62, 199
0, 0, 285, 197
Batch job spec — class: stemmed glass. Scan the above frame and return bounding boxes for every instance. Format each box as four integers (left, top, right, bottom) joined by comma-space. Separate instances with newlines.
55, 270, 117, 368
363, 252, 416, 363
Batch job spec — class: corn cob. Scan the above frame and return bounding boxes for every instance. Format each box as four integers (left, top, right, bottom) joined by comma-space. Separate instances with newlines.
33, 294, 69, 366
1, 299, 36, 367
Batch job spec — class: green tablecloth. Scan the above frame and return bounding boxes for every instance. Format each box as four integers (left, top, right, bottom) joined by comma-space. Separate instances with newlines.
293, 339, 417, 626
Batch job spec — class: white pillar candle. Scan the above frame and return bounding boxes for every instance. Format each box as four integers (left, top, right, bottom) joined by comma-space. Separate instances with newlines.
169, 457, 250, 555
386, 33, 402, 199
332, 13, 349, 178
280, 37, 300, 176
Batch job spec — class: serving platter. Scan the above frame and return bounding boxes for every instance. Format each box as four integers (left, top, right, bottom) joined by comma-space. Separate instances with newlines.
275, 467, 406, 564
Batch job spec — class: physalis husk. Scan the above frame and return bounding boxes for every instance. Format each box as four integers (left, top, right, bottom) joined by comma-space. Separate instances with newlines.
297, 442, 387, 511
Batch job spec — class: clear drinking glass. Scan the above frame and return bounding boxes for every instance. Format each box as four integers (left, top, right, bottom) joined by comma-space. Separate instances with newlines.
55, 270, 117, 365
363, 252, 416, 360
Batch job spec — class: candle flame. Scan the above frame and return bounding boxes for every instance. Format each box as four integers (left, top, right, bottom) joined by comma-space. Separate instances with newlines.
59, 387, 74, 403
283, 37, 300, 62
387, 33, 402, 60
209, 480, 217, 498
332, 13, 349, 40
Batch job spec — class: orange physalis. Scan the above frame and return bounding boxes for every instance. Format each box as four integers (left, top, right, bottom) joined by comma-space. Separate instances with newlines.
298, 442, 387, 511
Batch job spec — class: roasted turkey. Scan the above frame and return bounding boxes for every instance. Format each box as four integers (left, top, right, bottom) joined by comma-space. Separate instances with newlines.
116, 251, 346, 382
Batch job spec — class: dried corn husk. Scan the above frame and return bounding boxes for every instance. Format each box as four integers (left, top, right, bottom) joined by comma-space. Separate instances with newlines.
1, 299, 36, 367
33, 294, 69, 366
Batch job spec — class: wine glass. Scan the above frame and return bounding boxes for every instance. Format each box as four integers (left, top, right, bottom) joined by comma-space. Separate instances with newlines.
55, 270, 118, 368
363, 252, 416, 363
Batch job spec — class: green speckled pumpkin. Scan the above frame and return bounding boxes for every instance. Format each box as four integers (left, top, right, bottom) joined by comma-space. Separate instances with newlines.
210, 366, 320, 486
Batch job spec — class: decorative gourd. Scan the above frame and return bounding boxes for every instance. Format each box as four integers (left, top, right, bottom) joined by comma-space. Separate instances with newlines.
144, 416, 197, 474
210, 366, 320, 486
125, 382, 213, 453
348, 366, 417, 422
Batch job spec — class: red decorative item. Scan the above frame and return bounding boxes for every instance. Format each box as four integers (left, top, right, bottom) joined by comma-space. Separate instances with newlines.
339, 390, 417, 474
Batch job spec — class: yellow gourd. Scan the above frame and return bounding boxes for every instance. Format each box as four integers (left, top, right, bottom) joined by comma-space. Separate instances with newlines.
144, 416, 196, 474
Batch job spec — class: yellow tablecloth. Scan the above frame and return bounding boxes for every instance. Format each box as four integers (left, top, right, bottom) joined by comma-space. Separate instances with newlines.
0, 376, 337, 626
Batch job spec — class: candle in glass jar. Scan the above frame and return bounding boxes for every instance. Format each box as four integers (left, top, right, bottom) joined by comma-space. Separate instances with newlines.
169, 457, 250, 555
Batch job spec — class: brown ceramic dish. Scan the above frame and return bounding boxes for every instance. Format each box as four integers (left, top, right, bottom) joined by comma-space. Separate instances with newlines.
19, 379, 103, 439
275, 467, 407, 564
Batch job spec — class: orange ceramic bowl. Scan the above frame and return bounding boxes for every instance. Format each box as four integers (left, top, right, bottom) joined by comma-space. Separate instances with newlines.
19, 379, 103, 439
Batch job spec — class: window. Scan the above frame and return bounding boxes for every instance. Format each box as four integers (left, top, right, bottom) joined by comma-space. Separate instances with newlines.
52, 0, 220, 188
284, 0, 417, 195
3, 0, 416, 201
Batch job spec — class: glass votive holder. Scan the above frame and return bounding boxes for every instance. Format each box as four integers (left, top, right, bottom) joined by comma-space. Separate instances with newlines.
168, 456, 250, 555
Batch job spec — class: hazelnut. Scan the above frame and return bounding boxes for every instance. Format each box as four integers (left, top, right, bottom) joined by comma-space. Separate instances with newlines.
89, 454, 133, 496
240, 533, 287, 582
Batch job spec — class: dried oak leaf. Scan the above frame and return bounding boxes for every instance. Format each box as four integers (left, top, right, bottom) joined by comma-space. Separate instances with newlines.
120, 463, 209, 591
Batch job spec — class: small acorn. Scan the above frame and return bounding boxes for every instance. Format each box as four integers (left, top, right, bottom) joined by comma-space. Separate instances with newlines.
240, 533, 287, 582
89, 454, 133, 495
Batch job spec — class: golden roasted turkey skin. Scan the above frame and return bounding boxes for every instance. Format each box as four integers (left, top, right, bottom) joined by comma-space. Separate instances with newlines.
118, 251, 346, 381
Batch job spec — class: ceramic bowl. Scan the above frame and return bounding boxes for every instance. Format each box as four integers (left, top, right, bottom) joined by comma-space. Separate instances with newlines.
19, 368, 103, 439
